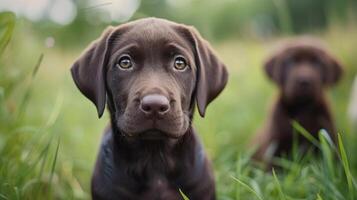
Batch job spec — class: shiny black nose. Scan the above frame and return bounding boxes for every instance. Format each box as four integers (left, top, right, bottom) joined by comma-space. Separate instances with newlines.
140, 94, 170, 116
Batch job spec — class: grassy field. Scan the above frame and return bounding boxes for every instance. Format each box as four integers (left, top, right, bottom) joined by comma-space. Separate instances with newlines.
1, 15, 357, 199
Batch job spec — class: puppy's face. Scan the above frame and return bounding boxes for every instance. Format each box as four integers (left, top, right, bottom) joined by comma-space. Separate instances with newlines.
281, 53, 325, 102
106, 24, 196, 139
71, 18, 228, 139
264, 42, 343, 104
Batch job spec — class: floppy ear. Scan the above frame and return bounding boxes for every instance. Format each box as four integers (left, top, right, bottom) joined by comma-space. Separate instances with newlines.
264, 51, 283, 84
320, 51, 343, 86
187, 27, 228, 117
264, 55, 277, 80
71, 27, 114, 118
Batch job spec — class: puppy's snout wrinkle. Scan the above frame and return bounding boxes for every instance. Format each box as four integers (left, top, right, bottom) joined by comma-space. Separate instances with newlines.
140, 94, 170, 116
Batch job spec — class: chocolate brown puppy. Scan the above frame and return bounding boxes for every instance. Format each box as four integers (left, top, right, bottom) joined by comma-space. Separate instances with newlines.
252, 38, 343, 164
71, 18, 228, 200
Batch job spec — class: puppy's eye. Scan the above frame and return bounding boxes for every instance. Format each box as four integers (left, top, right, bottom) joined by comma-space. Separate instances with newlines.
116, 56, 132, 70
174, 56, 188, 71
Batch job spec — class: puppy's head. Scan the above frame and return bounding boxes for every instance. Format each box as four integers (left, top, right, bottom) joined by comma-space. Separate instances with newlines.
71, 18, 228, 139
264, 38, 343, 104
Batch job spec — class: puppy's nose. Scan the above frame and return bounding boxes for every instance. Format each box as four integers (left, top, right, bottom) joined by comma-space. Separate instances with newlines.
298, 78, 311, 87
140, 94, 170, 116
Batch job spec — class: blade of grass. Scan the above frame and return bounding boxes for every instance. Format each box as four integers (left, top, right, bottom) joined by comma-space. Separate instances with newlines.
292, 128, 299, 161
13, 187, 19, 200
22, 92, 63, 164
272, 168, 286, 200
235, 154, 251, 199
310, 165, 345, 200
45, 92, 63, 128
37, 136, 53, 181
179, 189, 190, 200
235, 155, 242, 199
318, 130, 335, 178
292, 121, 320, 148
0, 193, 7, 200
31, 54, 43, 78
37, 92, 63, 180
319, 129, 335, 149
17, 54, 44, 119
0, 12, 15, 56
49, 138, 60, 187
316, 193, 323, 200
231, 175, 264, 200
81, 2, 113, 11
337, 133, 354, 200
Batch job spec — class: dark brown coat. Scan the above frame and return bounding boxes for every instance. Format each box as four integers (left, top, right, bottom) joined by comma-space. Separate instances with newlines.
253, 38, 343, 164
71, 18, 228, 200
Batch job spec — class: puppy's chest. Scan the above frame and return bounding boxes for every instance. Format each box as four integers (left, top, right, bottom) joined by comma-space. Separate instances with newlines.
293, 112, 326, 134
112, 155, 185, 198
275, 110, 328, 138
141, 175, 182, 199
111, 168, 183, 199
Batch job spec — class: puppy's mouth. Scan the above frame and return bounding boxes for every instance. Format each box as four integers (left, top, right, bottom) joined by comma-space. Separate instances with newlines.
285, 92, 318, 105
285, 84, 319, 102
127, 129, 180, 140
116, 107, 190, 140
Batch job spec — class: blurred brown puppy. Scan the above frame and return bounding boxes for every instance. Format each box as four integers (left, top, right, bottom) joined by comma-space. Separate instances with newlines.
71, 18, 228, 200
252, 38, 343, 165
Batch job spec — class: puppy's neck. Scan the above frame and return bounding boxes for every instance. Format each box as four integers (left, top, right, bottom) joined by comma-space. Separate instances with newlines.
107, 125, 196, 179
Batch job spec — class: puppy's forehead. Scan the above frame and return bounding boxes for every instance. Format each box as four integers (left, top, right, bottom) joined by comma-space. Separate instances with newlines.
283, 46, 325, 60
113, 18, 190, 49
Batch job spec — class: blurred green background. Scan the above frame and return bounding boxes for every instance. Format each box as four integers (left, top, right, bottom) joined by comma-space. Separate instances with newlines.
1, 0, 357, 199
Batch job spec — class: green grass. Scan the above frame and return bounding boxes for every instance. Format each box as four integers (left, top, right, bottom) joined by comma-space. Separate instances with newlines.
1, 15, 357, 199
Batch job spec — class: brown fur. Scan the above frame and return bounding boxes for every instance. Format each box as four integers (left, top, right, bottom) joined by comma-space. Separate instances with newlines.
71, 18, 228, 200
252, 38, 343, 165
